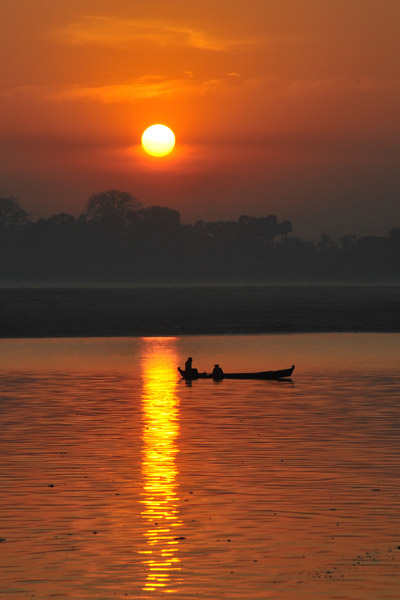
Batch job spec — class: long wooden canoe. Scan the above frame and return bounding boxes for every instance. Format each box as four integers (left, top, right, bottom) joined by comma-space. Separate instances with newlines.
178, 365, 295, 381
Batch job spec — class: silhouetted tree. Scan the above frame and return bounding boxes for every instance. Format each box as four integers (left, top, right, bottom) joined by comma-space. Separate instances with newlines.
278, 219, 293, 238
238, 215, 292, 243
33, 213, 78, 241
0, 197, 30, 236
317, 234, 337, 253
389, 228, 400, 251
82, 189, 142, 230
339, 234, 357, 251
357, 236, 388, 252
136, 206, 180, 234
46, 213, 77, 228
1, 192, 399, 283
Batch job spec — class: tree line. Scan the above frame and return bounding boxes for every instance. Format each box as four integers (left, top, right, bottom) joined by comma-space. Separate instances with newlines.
0, 189, 399, 283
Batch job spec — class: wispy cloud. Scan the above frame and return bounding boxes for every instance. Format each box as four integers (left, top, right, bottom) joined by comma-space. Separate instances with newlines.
0, 73, 239, 104
2, 76, 399, 106
48, 77, 224, 103
51, 16, 259, 52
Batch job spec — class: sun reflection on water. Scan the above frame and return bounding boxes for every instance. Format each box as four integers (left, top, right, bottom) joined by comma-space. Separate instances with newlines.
139, 337, 182, 593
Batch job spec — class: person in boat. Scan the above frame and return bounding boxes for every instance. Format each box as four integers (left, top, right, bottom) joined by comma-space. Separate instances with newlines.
184, 356, 199, 378
212, 364, 224, 380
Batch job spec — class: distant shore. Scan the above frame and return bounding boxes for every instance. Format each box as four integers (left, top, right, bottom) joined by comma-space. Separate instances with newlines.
1, 285, 399, 338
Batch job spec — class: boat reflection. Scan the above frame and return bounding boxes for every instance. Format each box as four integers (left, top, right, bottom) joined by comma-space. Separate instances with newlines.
139, 337, 182, 593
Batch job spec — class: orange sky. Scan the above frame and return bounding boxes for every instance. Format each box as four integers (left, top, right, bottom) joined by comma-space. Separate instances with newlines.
1, 0, 399, 238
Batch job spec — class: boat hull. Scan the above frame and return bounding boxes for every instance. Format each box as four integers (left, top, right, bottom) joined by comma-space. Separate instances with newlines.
178, 365, 295, 381
223, 366, 295, 380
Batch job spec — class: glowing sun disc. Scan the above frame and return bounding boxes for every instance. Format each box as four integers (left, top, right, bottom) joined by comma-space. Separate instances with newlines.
141, 124, 175, 157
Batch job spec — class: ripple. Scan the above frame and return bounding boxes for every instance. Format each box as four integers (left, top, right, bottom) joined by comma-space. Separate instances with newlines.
0, 336, 400, 598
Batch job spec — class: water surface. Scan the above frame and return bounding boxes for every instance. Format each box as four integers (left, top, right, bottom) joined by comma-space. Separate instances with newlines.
0, 334, 400, 599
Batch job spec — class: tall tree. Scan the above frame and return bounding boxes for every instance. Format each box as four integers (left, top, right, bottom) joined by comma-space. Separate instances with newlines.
83, 189, 142, 230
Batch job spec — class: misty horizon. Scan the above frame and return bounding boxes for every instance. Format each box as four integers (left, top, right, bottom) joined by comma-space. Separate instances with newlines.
1, 190, 399, 285
4, 172, 399, 243
2, 188, 400, 244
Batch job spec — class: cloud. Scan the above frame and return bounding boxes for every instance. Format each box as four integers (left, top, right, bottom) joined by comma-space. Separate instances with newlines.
48, 77, 222, 103
61, 75, 398, 106
51, 16, 259, 52
0, 73, 239, 105
2, 76, 398, 107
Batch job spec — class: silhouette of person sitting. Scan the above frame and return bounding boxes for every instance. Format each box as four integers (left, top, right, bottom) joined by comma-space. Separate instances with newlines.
212, 364, 224, 380
184, 356, 199, 378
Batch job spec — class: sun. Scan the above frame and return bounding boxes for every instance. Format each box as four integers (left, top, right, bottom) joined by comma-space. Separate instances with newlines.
141, 124, 175, 157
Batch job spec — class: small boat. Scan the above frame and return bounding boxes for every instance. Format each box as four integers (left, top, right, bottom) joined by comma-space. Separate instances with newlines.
178, 365, 295, 381
178, 368, 209, 380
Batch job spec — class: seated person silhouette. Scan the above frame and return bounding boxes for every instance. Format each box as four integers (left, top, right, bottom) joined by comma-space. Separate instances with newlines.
212, 364, 224, 380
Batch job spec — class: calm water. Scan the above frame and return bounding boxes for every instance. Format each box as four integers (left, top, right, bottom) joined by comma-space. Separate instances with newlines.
0, 334, 400, 600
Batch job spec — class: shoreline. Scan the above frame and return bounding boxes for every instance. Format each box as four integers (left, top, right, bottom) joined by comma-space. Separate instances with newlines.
1, 285, 400, 338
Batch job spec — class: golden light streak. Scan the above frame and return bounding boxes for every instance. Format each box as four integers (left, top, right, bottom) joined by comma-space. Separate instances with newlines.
140, 337, 182, 593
